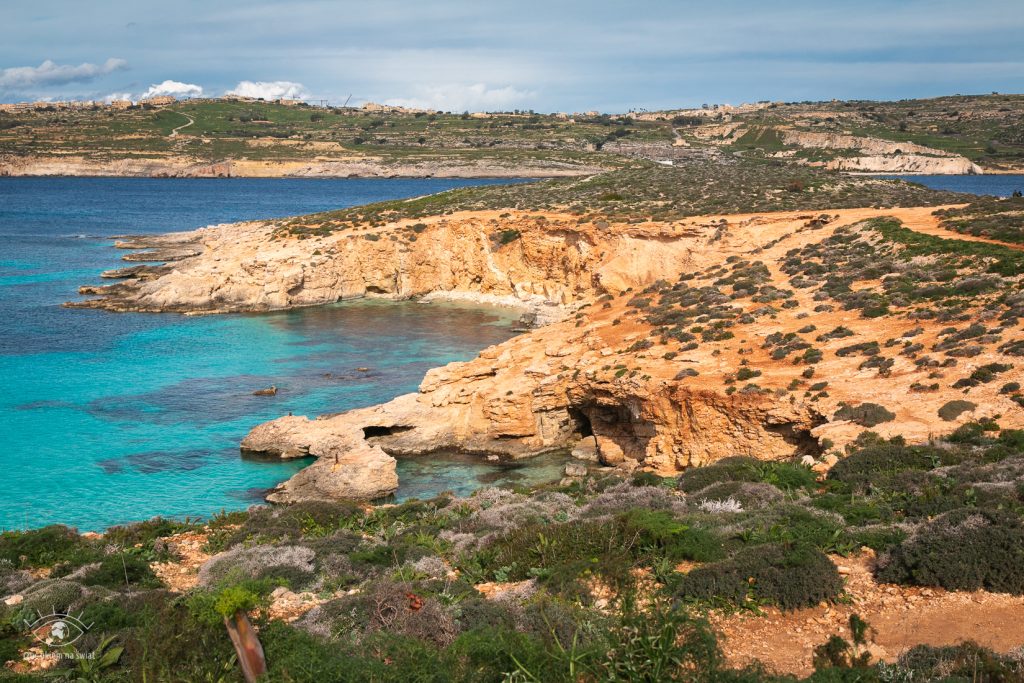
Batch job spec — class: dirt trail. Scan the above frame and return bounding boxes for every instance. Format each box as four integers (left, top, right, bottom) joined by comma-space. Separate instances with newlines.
713, 552, 1024, 677
169, 111, 194, 137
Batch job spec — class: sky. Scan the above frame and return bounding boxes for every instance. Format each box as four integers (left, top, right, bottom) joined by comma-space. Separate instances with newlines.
2, 0, 1023, 112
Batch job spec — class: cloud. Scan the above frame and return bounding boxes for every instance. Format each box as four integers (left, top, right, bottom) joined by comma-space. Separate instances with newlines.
384, 83, 535, 112
140, 79, 203, 99
226, 80, 307, 100
0, 58, 127, 90
102, 92, 133, 103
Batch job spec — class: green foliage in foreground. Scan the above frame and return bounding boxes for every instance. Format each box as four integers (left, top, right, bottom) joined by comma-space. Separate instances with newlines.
2, 425, 1024, 680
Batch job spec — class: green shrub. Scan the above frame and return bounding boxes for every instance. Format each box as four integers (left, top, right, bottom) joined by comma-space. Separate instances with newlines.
79, 598, 147, 634
876, 508, 1024, 593
897, 642, 1024, 682
103, 517, 194, 552
597, 599, 723, 682
812, 493, 894, 526
119, 590, 240, 681
80, 553, 162, 590
186, 582, 269, 626
938, 399, 977, 421
631, 471, 667, 487
621, 509, 725, 563
0, 525, 99, 569
19, 578, 85, 613
497, 229, 521, 244
692, 482, 784, 510
675, 542, 842, 610
677, 457, 762, 493
735, 504, 852, 554
833, 403, 895, 427
826, 442, 965, 491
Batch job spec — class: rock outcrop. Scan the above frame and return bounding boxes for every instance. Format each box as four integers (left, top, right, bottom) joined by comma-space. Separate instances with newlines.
241, 410, 399, 501
67, 211, 700, 317
779, 131, 984, 175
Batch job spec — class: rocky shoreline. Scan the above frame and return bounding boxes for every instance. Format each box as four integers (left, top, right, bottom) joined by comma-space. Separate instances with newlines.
69, 201, 1024, 505
0, 155, 600, 179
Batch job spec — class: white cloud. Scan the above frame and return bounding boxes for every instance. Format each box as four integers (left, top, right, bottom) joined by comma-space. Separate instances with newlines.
384, 83, 535, 112
226, 80, 308, 100
0, 58, 127, 90
102, 92, 133, 103
140, 79, 203, 100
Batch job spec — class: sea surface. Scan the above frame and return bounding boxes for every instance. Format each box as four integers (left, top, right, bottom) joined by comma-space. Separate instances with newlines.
0, 177, 553, 532
886, 173, 1024, 197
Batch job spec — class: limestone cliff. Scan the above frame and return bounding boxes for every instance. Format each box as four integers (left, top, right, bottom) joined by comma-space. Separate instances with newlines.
70, 211, 701, 318
780, 131, 983, 174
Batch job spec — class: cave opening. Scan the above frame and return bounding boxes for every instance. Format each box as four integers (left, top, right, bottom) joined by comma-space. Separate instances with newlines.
362, 425, 414, 439
566, 407, 594, 438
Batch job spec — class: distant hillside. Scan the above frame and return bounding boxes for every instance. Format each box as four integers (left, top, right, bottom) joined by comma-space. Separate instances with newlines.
1, 94, 1021, 177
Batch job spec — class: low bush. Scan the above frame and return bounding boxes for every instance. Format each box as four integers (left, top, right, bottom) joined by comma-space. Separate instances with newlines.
677, 457, 814, 494
938, 399, 977, 421
734, 504, 852, 554
691, 482, 784, 510
896, 641, 1024, 681
621, 509, 726, 563
833, 402, 896, 427
80, 553, 162, 590
0, 525, 99, 569
826, 441, 966, 492
876, 508, 1024, 593
677, 457, 762, 493
675, 542, 842, 610
199, 543, 317, 589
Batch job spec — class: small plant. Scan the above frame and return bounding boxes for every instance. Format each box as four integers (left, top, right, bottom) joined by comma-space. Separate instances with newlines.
812, 614, 873, 670
497, 229, 521, 245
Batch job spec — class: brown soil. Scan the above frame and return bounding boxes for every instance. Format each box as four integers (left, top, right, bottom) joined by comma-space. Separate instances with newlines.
149, 529, 215, 592
712, 551, 1024, 677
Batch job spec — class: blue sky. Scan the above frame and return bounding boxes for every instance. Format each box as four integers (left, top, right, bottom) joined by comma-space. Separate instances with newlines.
2, 0, 1023, 111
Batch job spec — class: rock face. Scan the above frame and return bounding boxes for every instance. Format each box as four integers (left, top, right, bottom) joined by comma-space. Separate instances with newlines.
778, 131, 984, 175
68, 212, 700, 316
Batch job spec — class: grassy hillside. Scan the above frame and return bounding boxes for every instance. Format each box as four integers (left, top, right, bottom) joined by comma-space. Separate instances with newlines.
0, 99, 667, 168
684, 94, 1024, 170
3, 93, 1022, 172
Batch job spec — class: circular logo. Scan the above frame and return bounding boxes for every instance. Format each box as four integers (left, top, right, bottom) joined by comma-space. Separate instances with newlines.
26, 611, 90, 647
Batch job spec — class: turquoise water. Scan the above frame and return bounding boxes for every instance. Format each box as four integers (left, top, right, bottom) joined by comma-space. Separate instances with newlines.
0, 178, 528, 531
885, 174, 1024, 197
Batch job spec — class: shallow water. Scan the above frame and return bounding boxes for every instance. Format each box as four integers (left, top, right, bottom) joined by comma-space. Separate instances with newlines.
393, 450, 572, 502
0, 177, 532, 531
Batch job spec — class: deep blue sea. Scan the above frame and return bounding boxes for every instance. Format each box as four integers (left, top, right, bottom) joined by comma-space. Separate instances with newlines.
886, 174, 1024, 197
0, 177, 553, 532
